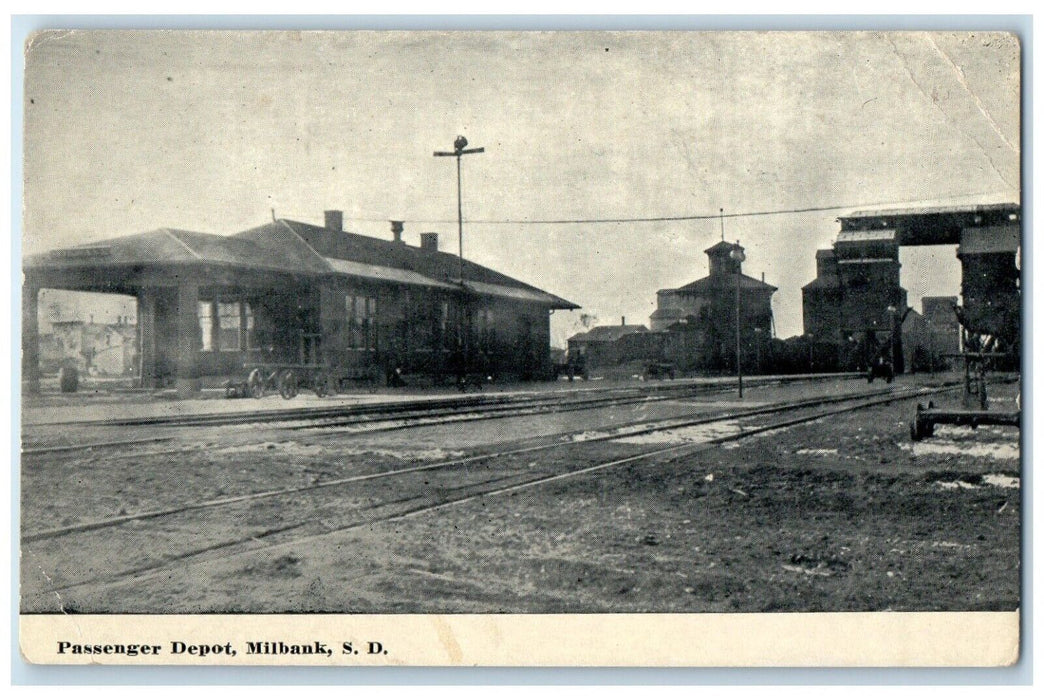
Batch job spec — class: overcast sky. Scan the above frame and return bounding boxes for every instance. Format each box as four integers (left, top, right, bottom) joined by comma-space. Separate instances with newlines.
23, 30, 1020, 344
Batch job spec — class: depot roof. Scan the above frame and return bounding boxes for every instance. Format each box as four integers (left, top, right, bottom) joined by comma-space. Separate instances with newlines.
26, 219, 580, 309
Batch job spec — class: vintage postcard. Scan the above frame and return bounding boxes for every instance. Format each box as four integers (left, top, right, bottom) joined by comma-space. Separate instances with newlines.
18, 29, 1021, 666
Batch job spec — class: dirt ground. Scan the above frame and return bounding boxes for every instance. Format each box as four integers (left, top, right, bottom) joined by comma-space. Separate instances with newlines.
22, 377, 1020, 614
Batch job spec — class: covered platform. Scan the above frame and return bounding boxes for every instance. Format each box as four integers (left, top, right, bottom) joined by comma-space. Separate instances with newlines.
23, 213, 578, 397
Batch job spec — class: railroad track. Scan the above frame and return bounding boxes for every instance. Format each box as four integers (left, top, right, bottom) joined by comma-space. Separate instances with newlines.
22, 372, 861, 456
24, 372, 861, 429
21, 381, 958, 610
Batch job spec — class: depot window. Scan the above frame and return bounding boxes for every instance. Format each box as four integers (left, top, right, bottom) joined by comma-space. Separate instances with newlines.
197, 299, 255, 352
346, 293, 377, 350
198, 301, 214, 351
477, 308, 495, 351
218, 302, 242, 350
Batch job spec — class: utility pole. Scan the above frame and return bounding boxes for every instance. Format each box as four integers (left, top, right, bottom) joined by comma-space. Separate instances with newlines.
927, 317, 935, 377
887, 304, 898, 375
434, 136, 485, 354
730, 240, 746, 398
754, 327, 763, 375
434, 135, 485, 284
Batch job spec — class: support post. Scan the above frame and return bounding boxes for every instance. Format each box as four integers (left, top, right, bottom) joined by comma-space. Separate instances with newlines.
174, 283, 200, 397
735, 265, 743, 397
138, 290, 157, 389
22, 283, 40, 394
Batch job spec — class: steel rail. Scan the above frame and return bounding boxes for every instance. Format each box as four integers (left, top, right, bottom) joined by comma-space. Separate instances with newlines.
23, 383, 956, 545
19, 381, 741, 457
24, 372, 861, 430
21, 436, 176, 456
26, 382, 961, 602
21, 373, 860, 456
21, 383, 721, 456
23, 388, 724, 460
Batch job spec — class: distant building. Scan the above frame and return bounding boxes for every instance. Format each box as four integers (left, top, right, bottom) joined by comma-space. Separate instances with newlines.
40, 317, 138, 376
801, 203, 1020, 373
567, 320, 651, 367
921, 296, 961, 368
957, 224, 1020, 347
833, 228, 909, 341
900, 308, 927, 374
652, 241, 776, 372
899, 297, 966, 373
801, 249, 841, 341
803, 229, 908, 371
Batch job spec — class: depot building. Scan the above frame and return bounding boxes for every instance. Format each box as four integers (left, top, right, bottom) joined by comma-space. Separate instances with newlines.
23, 211, 578, 395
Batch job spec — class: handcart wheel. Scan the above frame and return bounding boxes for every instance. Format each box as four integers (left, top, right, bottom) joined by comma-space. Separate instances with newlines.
279, 370, 299, 399
314, 373, 326, 398
314, 372, 334, 398
248, 369, 265, 399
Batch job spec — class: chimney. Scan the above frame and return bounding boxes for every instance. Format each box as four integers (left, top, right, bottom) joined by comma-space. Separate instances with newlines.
390, 220, 404, 244
420, 232, 438, 251
324, 210, 343, 232
621, 316, 626, 326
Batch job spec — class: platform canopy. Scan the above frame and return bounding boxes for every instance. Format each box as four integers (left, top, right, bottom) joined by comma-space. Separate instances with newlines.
23, 220, 580, 309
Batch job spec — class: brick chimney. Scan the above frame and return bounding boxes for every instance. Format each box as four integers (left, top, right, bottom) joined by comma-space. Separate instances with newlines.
420, 232, 438, 251
324, 210, 343, 232
621, 316, 626, 326
390, 220, 404, 244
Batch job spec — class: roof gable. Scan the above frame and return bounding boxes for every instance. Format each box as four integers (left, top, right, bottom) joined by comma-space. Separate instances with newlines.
281, 220, 529, 285
802, 275, 840, 291
570, 324, 649, 343
673, 273, 777, 293
25, 227, 327, 276
277, 220, 577, 307
704, 240, 742, 256
25, 229, 201, 268
231, 222, 334, 275
167, 229, 325, 274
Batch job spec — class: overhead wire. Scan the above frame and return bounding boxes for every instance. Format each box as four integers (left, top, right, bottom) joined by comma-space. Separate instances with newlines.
299, 191, 1017, 228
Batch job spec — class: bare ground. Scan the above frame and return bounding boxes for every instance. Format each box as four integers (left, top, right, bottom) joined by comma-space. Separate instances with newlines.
21, 378, 1020, 614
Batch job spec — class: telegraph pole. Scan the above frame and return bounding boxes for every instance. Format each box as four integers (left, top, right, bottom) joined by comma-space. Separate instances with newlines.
887, 304, 899, 375
434, 136, 485, 360
730, 240, 746, 398
434, 135, 485, 283
928, 317, 936, 377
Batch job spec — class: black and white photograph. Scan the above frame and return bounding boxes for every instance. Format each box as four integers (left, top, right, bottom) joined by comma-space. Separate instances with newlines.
17, 28, 1022, 665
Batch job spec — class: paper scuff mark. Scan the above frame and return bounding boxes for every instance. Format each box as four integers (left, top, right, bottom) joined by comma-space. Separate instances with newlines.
430, 616, 464, 664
